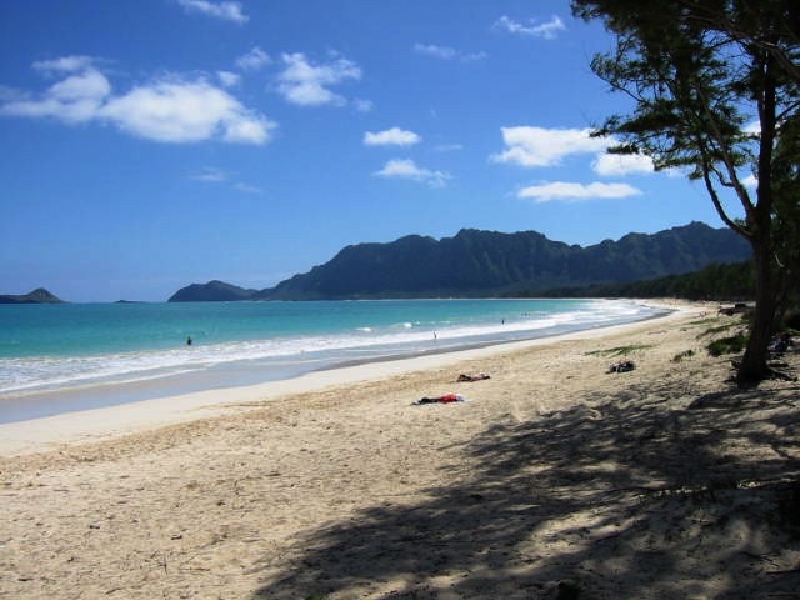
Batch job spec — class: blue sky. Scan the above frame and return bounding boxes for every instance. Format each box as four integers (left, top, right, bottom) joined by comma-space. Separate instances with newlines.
0, 0, 747, 302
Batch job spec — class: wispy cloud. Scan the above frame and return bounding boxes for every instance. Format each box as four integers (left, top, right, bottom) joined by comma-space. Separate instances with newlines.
353, 98, 373, 112
0, 60, 111, 124
414, 44, 455, 60
33, 56, 95, 73
435, 143, 463, 152
234, 182, 263, 194
235, 47, 270, 71
364, 127, 420, 146
189, 168, 262, 193
517, 181, 642, 202
276, 52, 361, 107
176, 0, 248, 24
374, 159, 450, 187
190, 167, 228, 182
493, 15, 566, 39
217, 70, 240, 87
491, 126, 609, 167
0, 58, 276, 144
413, 44, 486, 62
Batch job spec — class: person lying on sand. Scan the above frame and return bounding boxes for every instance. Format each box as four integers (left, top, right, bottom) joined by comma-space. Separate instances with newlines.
412, 393, 466, 406
769, 332, 792, 354
607, 360, 635, 374
457, 373, 491, 382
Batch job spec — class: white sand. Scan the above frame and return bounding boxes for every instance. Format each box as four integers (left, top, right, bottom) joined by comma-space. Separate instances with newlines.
0, 302, 690, 456
2, 301, 798, 600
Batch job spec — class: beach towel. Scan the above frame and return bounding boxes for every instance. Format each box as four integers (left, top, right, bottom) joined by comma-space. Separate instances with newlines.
412, 393, 466, 406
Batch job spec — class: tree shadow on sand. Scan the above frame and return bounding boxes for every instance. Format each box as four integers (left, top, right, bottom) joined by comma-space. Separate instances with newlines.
252, 377, 800, 600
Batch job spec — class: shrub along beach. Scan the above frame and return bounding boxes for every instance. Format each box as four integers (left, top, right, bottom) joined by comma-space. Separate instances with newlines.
1, 301, 799, 599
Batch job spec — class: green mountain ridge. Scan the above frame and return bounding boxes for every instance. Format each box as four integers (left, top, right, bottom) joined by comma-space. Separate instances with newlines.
170, 222, 753, 302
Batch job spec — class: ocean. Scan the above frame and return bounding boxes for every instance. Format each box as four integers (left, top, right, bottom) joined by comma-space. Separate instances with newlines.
0, 298, 667, 423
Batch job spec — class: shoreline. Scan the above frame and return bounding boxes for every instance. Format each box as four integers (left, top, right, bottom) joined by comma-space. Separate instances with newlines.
2, 299, 799, 600
0, 301, 686, 456
0, 298, 663, 423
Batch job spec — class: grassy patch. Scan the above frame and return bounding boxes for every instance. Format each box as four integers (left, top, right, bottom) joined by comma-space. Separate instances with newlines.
697, 323, 738, 338
672, 349, 696, 362
586, 344, 652, 357
688, 318, 720, 326
706, 334, 748, 356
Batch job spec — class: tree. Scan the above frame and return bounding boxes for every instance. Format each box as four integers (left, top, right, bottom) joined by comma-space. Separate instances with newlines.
770, 111, 800, 325
571, 0, 800, 382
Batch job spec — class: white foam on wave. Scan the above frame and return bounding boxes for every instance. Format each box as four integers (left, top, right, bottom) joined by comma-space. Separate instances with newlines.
0, 299, 654, 396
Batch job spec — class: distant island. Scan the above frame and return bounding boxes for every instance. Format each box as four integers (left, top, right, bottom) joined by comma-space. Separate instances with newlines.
0, 288, 65, 304
169, 222, 752, 302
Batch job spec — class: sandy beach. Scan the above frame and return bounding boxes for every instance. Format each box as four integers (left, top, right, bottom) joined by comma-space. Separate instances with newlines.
1, 301, 799, 599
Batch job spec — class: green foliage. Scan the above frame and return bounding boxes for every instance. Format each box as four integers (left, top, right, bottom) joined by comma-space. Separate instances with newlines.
707, 334, 748, 356
538, 260, 754, 300
697, 317, 749, 337
571, 0, 800, 382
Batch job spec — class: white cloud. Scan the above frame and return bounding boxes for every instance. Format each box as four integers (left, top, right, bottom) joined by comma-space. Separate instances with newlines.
222, 113, 275, 143
235, 47, 270, 71
591, 152, 654, 176
49, 69, 112, 101
491, 126, 610, 167
1, 67, 111, 124
33, 55, 95, 73
176, 0, 248, 24
217, 70, 240, 87
517, 181, 642, 202
190, 167, 228, 182
101, 79, 275, 143
435, 143, 463, 152
364, 127, 420, 146
276, 52, 361, 107
374, 159, 450, 187
234, 182, 262, 194
353, 98, 373, 112
0, 60, 276, 144
413, 44, 486, 62
493, 15, 566, 39
743, 174, 758, 188
414, 44, 456, 60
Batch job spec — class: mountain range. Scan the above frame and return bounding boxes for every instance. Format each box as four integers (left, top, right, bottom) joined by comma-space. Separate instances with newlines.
169, 222, 752, 301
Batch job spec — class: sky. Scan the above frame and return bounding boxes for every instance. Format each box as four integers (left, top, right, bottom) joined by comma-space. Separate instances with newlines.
0, 0, 749, 302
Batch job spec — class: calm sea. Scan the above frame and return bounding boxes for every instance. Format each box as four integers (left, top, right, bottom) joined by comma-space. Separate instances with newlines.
0, 299, 666, 422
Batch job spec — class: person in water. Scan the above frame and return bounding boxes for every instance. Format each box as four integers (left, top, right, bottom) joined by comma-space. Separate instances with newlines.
186, 336, 192, 346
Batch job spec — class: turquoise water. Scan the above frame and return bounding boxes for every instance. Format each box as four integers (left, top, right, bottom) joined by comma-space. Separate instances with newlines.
0, 299, 665, 422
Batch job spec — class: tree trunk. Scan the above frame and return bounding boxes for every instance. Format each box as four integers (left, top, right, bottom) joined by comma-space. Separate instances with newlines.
736, 50, 778, 385
736, 234, 775, 383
